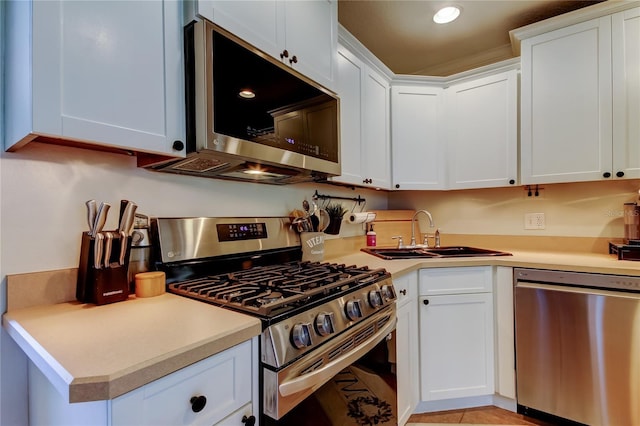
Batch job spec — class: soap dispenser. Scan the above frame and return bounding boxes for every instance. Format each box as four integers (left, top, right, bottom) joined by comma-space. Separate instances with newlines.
366, 224, 377, 247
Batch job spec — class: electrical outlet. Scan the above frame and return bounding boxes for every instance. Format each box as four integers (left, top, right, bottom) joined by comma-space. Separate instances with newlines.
524, 213, 546, 230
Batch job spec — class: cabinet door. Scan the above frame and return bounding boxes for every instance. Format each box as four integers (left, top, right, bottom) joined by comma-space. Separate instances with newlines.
419, 293, 495, 401
332, 46, 365, 186
204, 0, 335, 90
362, 68, 392, 189
394, 271, 419, 425
112, 340, 253, 426
391, 85, 446, 190
396, 299, 419, 426
446, 71, 518, 189
394, 271, 418, 308
205, 1, 282, 60
283, 0, 336, 90
520, 17, 612, 184
612, 7, 640, 180
5, 0, 185, 155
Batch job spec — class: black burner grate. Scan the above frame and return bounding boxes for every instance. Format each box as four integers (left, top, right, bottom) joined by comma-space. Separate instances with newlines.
168, 261, 387, 317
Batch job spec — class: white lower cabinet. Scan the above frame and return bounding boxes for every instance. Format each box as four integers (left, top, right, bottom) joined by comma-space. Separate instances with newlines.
418, 267, 495, 402
28, 339, 257, 426
494, 266, 516, 401
393, 271, 419, 425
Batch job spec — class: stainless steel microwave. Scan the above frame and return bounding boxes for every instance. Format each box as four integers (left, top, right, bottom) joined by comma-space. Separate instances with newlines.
146, 19, 340, 185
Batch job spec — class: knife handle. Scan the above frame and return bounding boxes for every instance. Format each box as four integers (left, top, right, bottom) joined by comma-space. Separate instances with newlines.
86, 199, 97, 234
103, 232, 113, 268
119, 202, 138, 235
94, 233, 104, 270
119, 231, 128, 266
118, 200, 129, 229
93, 203, 111, 237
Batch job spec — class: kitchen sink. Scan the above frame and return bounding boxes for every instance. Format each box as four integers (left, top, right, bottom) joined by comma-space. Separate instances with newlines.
361, 246, 512, 260
361, 248, 440, 259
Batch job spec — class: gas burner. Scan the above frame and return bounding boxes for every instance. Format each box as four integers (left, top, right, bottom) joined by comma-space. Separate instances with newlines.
255, 291, 284, 305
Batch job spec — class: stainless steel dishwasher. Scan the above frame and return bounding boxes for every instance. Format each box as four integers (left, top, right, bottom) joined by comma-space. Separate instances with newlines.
514, 268, 640, 426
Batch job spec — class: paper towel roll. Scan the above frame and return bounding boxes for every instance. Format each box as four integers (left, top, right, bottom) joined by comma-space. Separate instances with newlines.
347, 212, 377, 224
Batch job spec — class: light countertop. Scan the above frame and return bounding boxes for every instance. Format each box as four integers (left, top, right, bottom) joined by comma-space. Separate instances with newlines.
327, 248, 640, 277
3, 247, 639, 404
2, 293, 261, 403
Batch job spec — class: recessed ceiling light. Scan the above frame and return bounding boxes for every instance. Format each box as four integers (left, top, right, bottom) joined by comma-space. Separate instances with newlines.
433, 6, 461, 24
238, 89, 255, 99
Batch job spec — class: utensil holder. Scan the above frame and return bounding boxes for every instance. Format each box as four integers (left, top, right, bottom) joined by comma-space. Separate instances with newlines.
77, 232, 132, 305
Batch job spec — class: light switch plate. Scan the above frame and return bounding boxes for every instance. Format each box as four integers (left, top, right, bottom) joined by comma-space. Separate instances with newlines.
524, 213, 546, 230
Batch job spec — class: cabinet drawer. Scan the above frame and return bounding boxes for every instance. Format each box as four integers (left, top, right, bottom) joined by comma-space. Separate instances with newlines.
393, 271, 417, 307
112, 340, 253, 426
419, 267, 492, 295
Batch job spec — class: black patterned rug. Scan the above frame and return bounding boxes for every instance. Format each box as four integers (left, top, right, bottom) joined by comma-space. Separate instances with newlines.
314, 365, 397, 426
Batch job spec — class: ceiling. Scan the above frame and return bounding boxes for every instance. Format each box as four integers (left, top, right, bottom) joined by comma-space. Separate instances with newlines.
338, 0, 605, 76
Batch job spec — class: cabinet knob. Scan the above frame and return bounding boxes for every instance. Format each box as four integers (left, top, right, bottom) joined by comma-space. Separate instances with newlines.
603, 172, 611, 178
509, 179, 515, 185
422, 299, 430, 306
395, 184, 400, 189
242, 415, 256, 426
616, 171, 625, 178
280, 49, 289, 59
190, 395, 207, 413
172, 140, 185, 151
289, 55, 298, 65
399, 289, 407, 296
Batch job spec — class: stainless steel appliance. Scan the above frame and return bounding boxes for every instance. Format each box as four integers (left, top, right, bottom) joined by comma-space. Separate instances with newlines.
143, 20, 340, 184
151, 217, 397, 424
514, 268, 640, 425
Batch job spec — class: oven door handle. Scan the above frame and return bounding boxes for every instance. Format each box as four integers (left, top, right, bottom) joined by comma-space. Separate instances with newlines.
278, 317, 397, 397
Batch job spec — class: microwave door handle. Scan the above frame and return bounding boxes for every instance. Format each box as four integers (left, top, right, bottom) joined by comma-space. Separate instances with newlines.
278, 317, 397, 397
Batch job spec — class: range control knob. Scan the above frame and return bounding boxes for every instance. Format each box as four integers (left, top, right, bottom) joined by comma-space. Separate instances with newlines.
291, 323, 313, 349
345, 300, 363, 321
368, 290, 383, 308
381, 285, 396, 301
315, 312, 335, 336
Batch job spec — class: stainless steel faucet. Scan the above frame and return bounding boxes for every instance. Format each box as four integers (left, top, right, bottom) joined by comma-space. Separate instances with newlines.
410, 210, 438, 248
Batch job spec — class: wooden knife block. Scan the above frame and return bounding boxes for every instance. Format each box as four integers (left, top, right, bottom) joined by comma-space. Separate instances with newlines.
77, 232, 132, 305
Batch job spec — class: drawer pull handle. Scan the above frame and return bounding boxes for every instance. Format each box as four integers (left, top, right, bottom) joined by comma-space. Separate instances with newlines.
423, 299, 430, 306
190, 395, 207, 413
399, 289, 407, 296
242, 415, 256, 425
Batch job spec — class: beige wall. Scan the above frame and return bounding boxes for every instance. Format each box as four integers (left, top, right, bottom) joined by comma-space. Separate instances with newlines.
388, 179, 640, 239
0, 143, 387, 276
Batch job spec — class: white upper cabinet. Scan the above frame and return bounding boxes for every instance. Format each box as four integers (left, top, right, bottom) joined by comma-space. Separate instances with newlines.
199, 0, 337, 90
519, 5, 639, 184
612, 7, 640, 180
391, 85, 446, 190
4, 0, 185, 157
332, 45, 391, 189
445, 70, 518, 189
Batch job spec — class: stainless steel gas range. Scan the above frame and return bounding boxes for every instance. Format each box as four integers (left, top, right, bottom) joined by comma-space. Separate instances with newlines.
151, 217, 397, 424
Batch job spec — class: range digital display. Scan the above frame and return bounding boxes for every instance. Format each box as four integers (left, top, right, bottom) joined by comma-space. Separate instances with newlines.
217, 223, 267, 242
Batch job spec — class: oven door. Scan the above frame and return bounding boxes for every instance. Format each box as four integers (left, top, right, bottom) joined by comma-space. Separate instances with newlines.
263, 306, 397, 425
